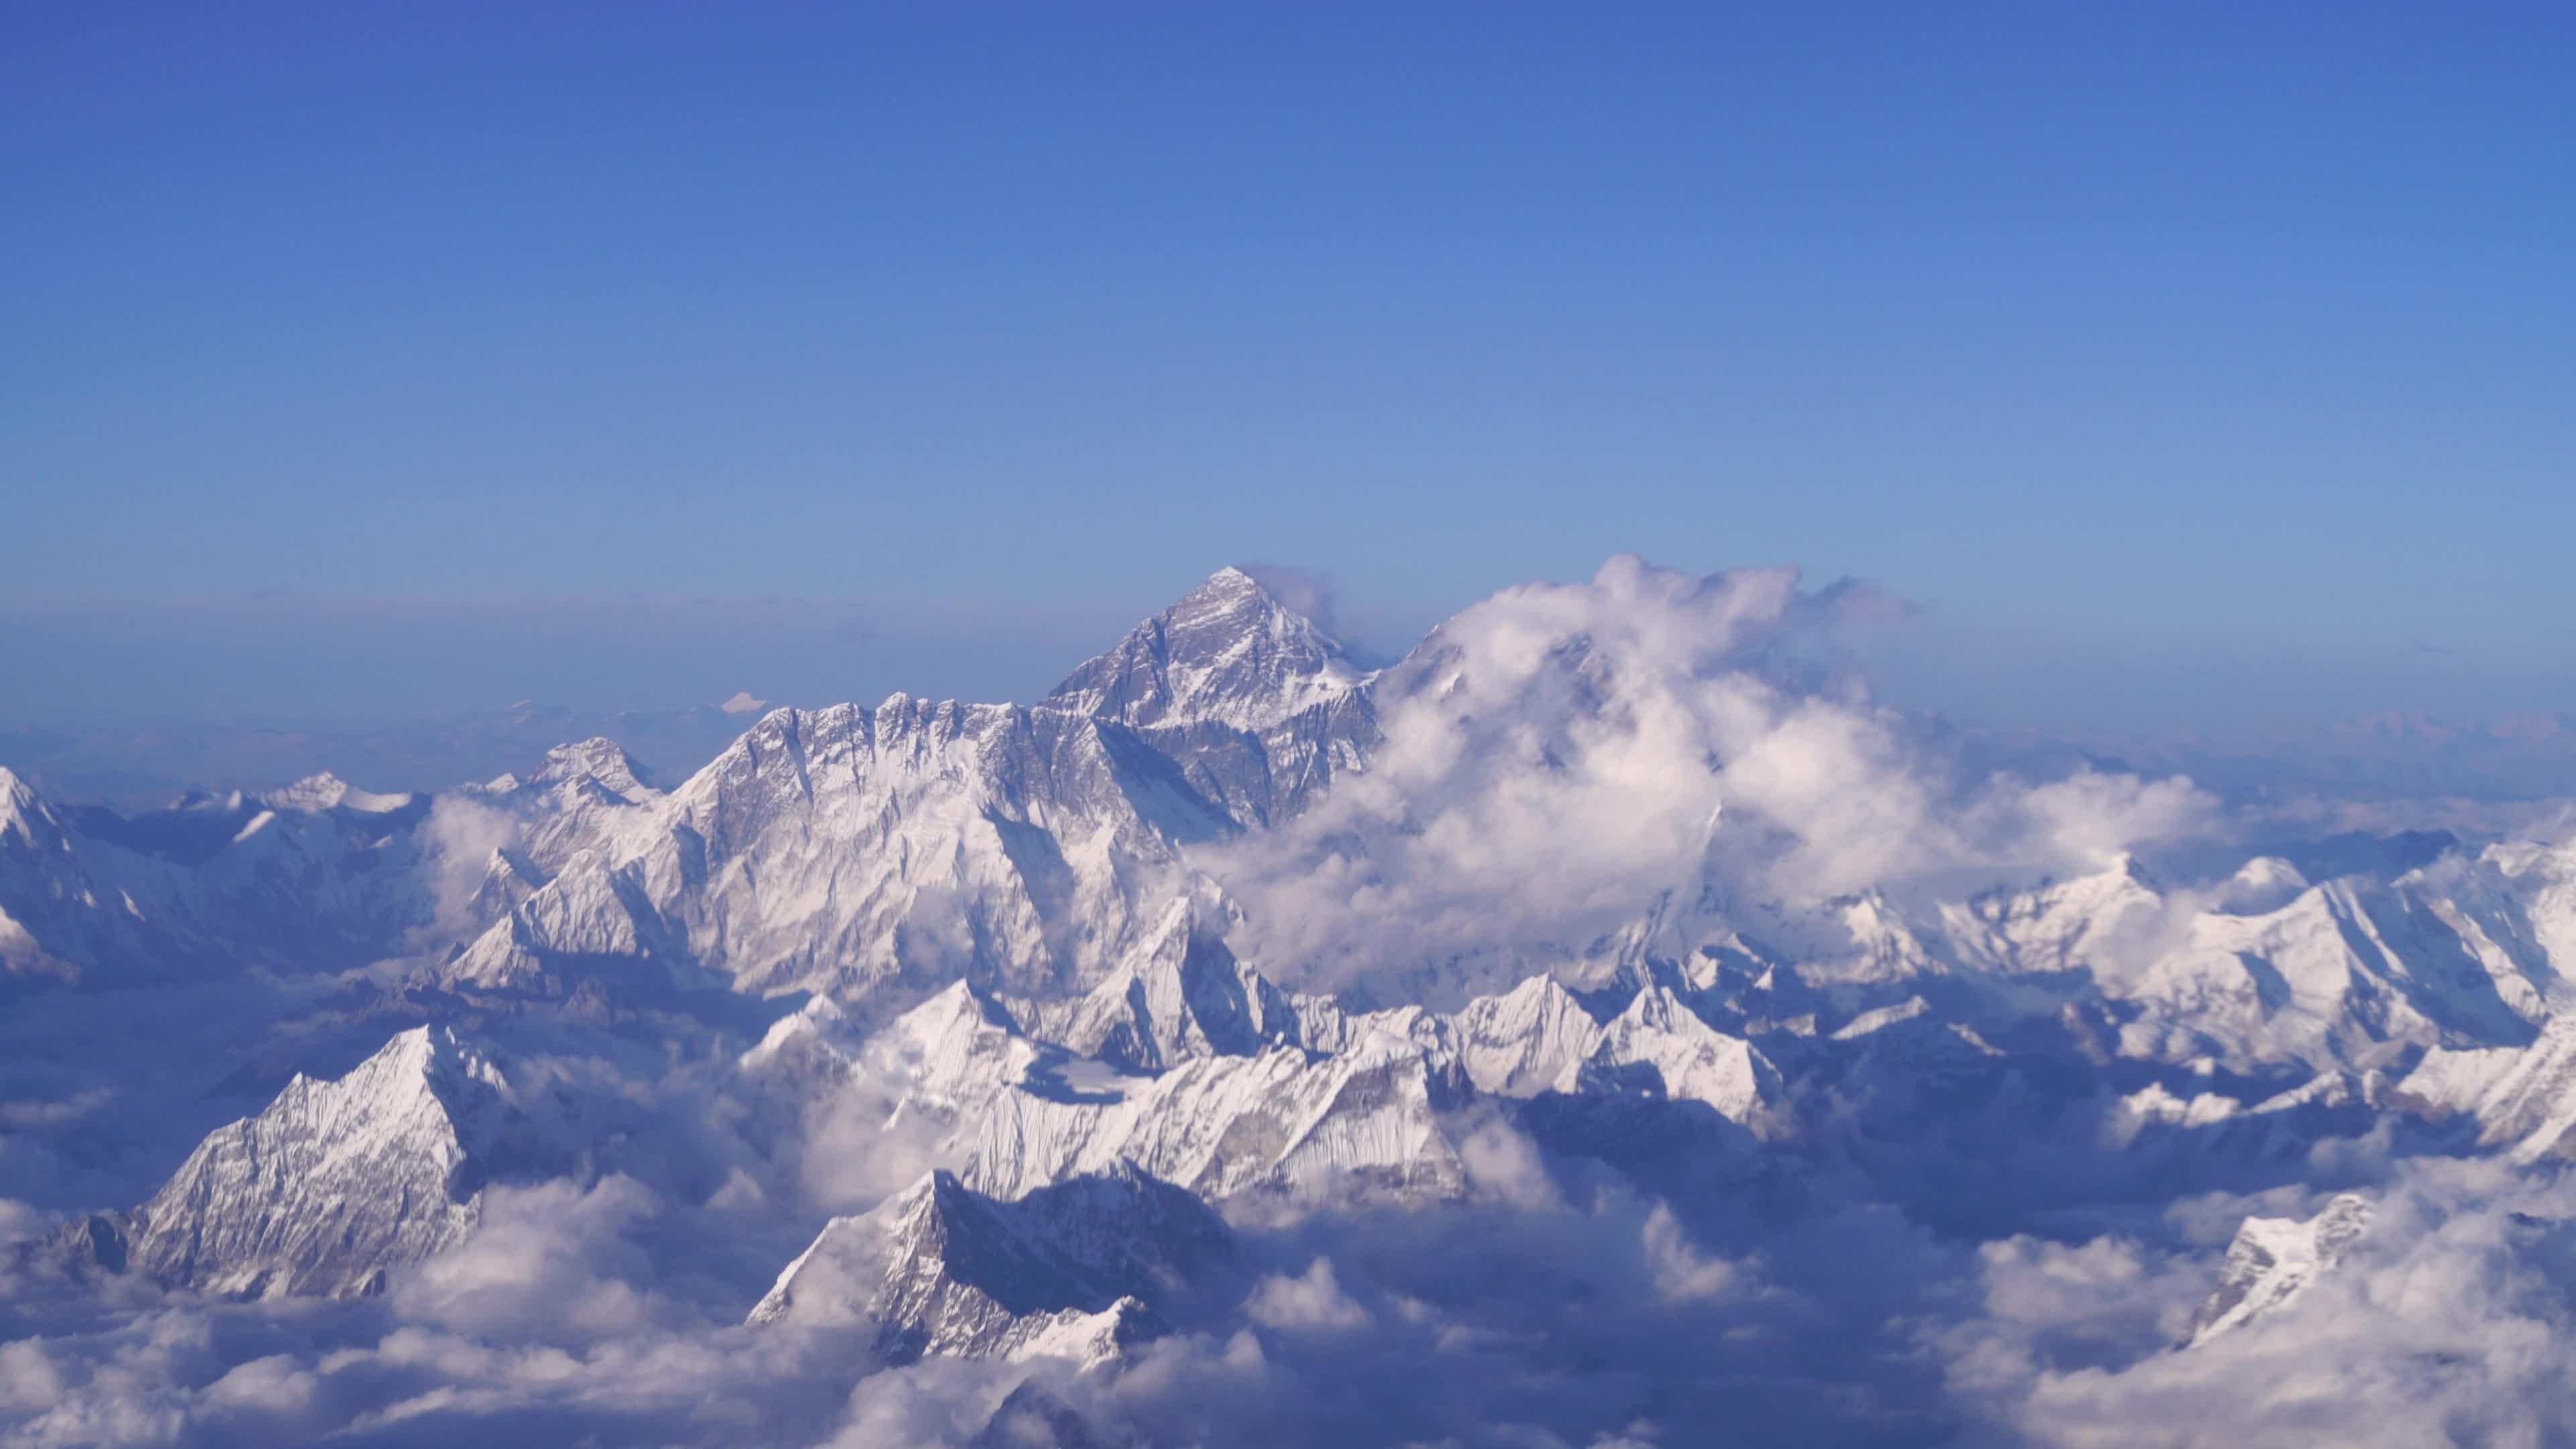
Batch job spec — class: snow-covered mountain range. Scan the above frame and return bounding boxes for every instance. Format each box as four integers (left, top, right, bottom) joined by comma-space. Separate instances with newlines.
10, 559, 2576, 1446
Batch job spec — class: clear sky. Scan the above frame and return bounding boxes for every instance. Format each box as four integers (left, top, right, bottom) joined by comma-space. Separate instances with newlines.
4, 3, 2571, 727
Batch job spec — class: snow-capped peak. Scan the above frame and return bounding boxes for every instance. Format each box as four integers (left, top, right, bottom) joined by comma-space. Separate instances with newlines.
1564, 985, 1785, 1132
2188, 1192, 2373, 1345
117, 1025, 539, 1299
747, 1164, 1228, 1367
262, 772, 414, 814
525, 737, 657, 800
1046, 567, 1363, 733
1026, 899, 1301, 1071
0, 767, 59, 846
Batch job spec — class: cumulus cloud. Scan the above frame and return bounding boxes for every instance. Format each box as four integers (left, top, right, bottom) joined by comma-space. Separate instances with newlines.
15, 553, 2570, 1448
19, 1120, 2562, 1449
1244, 1259, 1371, 1332
1640, 1202, 1743, 1303
1454, 1112, 1564, 1212
1938, 1162, 2576, 1447
0, 1167, 875, 1447
1238, 563, 1343, 637
0, 1089, 114, 1132
394, 1178, 669, 1342
1205, 556, 2216, 997
0, 1200, 48, 1246
792, 1065, 953, 1214
0, 1136, 1968, 1448
816, 1354, 1026, 1448
415, 795, 522, 941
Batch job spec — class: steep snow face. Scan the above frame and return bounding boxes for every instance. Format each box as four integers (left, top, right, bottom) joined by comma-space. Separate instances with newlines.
121, 1027, 561, 1299
1790, 850, 2569, 1077
965, 1031, 1468, 1207
429, 562, 2567, 1070
444, 697, 1242, 1002
1014, 900, 1303, 1072
749, 1165, 1229, 1368
2477, 840, 2576, 970
738, 980, 1058, 1195
2396, 1008, 2576, 1161
1440, 975, 1609, 1096
747, 981, 1049, 1140
0, 766, 161, 985
1042, 568, 1378, 830
1300, 971, 1784, 1134
863, 981, 1053, 1114
2410, 839, 2576, 1022
443, 739, 673, 936
264, 773, 415, 815
0, 766, 437, 990
435, 570, 1393, 1008
480, 738, 665, 867
1295, 973, 1601, 1099
2188, 1193, 2375, 1345
763, 955, 1796, 1218
1566, 985, 1786, 1133
1046, 568, 1362, 735
1935, 859, 2173, 981
1, 748, 665, 994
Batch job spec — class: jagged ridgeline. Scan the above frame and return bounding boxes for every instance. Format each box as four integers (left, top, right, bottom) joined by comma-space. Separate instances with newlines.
431, 566, 1376, 1004
12, 561, 2576, 1442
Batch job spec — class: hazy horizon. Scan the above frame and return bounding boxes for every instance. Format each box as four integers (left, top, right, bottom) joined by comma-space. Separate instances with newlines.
12, 11, 2576, 1446
7, 564, 2575, 736
10, 5, 2572, 745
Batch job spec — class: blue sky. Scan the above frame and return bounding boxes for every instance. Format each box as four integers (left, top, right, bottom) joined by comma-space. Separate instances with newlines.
4, 3, 2571, 727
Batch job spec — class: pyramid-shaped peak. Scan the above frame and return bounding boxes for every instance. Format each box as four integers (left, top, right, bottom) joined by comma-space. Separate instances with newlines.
912, 1167, 972, 1211
530, 737, 655, 796
1154, 566, 1323, 633
900, 978, 1012, 1031
2190, 1193, 2375, 1345
749, 1164, 1228, 1360
345, 1024, 507, 1109
124, 1022, 528, 1300
0, 767, 54, 837
1057, 906, 1297, 1072
1047, 567, 1362, 731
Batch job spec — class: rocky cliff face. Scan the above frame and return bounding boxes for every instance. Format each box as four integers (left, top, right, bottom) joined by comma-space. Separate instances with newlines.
115, 1027, 568, 1299
439, 571, 1377, 1006
749, 1163, 1231, 1368
23, 560, 2576, 1446
2189, 1193, 2375, 1346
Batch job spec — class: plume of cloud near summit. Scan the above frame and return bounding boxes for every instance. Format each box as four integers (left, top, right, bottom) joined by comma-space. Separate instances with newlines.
1235, 565, 1342, 637
1234, 561, 1438, 672
1204, 555, 2212, 998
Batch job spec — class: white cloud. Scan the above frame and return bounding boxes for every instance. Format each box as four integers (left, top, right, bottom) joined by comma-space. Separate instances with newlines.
1204, 557, 2216, 998
1941, 1163, 2576, 1447
0, 1199, 49, 1246
794, 1071, 951, 1215
1245, 1259, 1371, 1332
394, 1177, 667, 1342
1639, 1203, 1741, 1303
416, 794, 523, 941
1456, 1112, 1563, 1211
199, 1353, 319, 1415
0, 1339, 66, 1412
